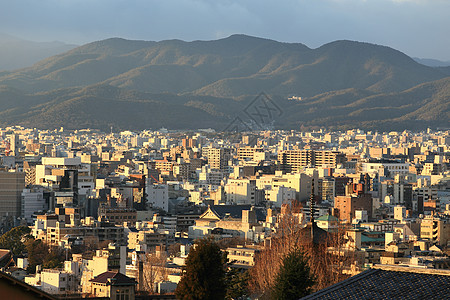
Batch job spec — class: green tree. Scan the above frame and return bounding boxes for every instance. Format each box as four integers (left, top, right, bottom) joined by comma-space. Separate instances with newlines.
42, 246, 65, 269
25, 239, 66, 273
225, 268, 249, 300
0, 226, 32, 255
271, 248, 315, 300
25, 239, 48, 273
175, 238, 226, 300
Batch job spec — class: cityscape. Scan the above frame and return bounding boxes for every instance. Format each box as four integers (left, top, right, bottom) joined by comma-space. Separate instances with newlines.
0, 125, 448, 298
1, 0, 450, 299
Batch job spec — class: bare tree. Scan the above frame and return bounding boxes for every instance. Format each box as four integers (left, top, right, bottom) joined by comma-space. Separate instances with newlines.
142, 250, 168, 293
249, 201, 354, 298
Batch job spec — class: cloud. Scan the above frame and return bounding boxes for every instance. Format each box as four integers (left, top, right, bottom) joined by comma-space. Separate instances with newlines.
0, 0, 449, 60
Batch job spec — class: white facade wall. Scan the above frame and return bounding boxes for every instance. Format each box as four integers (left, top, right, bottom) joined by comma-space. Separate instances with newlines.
147, 184, 169, 212
265, 186, 296, 208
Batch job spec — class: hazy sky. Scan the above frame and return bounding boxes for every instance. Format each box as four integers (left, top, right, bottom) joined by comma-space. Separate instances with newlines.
1, 0, 449, 60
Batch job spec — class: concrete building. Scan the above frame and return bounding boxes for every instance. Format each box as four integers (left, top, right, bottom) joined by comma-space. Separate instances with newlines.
318, 177, 335, 202
147, 184, 168, 212
225, 179, 257, 205
21, 186, 47, 224
198, 166, 224, 186
361, 161, 410, 177
226, 245, 260, 268
334, 183, 373, 223
0, 171, 25, 220
35, 157, 94, 203
40, 268, 77, 295
380, 181, 413, 208
256, 171, 317, 202
420, 215, 450, 246
279, 150, 345, 172
98, 207, 137, 226
204, 147, 231, 170
264, 186, 296, 208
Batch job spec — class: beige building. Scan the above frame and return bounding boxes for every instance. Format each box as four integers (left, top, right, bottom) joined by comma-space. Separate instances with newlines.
225, 179, 257, 205
90, 271, 136, 299
316, 214, 339, 231
256, 171, 317, 201
204, 147, 231, 170
237, 147, 266, 162
279, 150, 345, 172
128, 230, 169, 251
227, 245, 261, 268
420, 216, 450, 246
40, 268, 77, 295
32, 215, 126, 247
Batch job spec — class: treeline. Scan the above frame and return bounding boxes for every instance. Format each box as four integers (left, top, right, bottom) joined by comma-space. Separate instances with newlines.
0, 226, 65, 273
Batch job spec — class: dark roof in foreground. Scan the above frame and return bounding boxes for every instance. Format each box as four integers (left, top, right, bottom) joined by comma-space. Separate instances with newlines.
0, 270, 57, 300
301, 265, 450, 300
90, 271, 136, 286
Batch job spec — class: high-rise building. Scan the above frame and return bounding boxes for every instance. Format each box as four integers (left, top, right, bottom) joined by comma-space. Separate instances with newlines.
0, 171, 25, 220
279, 150, 345, 172
314, 151, 346, 168
9, 134, 20, 156
182, 136, 197, 149
204, 147, 231, 170
279, 150, 313, 172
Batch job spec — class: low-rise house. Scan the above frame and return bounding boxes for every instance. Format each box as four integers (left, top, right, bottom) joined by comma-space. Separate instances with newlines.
226, 245, 261, 268
90, 271, 136, 299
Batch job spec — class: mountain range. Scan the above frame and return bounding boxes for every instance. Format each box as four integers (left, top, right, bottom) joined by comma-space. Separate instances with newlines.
0, 33, 77, 71
0, 34, 448, 131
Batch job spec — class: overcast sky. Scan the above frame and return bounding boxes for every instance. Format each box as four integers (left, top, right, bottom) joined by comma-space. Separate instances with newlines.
1, 0, 449, 60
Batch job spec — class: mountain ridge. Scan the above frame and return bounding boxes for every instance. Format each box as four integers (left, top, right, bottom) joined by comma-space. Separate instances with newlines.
0, 34, 448, 131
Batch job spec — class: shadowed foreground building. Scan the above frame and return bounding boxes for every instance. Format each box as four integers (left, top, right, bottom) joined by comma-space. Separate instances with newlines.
0, 271, 56, 300
301, 265, 450, 300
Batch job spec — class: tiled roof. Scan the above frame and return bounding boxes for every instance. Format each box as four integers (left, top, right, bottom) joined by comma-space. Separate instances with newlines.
211, 205, 266, 221
90, 271, 136, 286
302, 265, 450, 300
361, 234, 385, 243
316, 214, 338, 222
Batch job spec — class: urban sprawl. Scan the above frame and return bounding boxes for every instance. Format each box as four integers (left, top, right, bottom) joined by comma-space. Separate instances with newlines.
0, 126, 449, 298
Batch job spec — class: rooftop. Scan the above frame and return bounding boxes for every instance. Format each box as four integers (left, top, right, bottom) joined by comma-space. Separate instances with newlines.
302, 265, 450, 300
90, 271, 136, 286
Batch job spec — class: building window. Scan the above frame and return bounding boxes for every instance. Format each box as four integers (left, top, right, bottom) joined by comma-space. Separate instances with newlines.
115, 289, 130, 300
